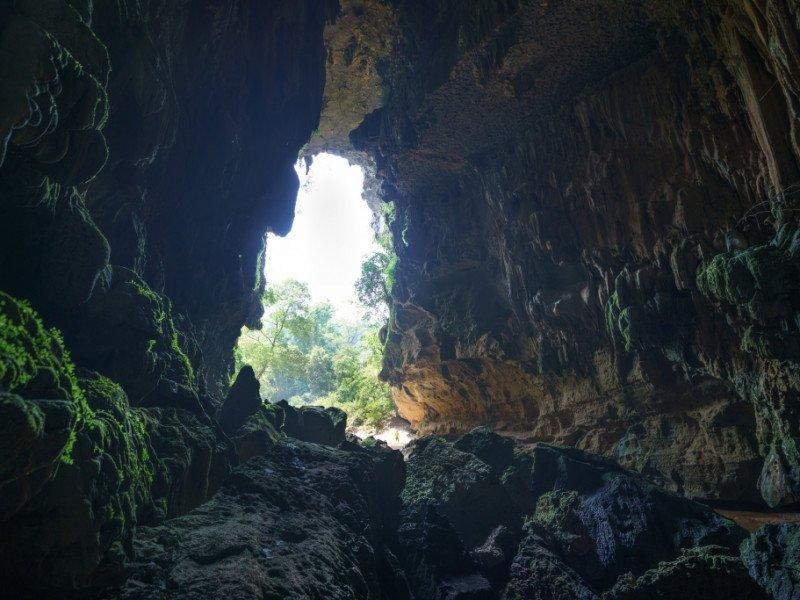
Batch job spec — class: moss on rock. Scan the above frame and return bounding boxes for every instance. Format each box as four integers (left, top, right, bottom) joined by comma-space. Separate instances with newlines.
0, 372, 159, 591
606, 545, 767, 599
81, 374, 155, 520
73, 267, 197, 403
696, 233, 800, 316
0, 291, 88, 418
0, 292, 92, 520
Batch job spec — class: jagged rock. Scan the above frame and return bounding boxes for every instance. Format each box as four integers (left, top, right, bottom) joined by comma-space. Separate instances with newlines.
470, 525, 519, 585
277, 400, 347, 446
503, 524, 598, 600
399, 436, 754, 597
403, 436, 521, 549
526, 444, 747, 591
740, 523, 800, 600
604, 546, 768, 600
69, 266, 197, 405
3, 0, 800, 594
142, 407, 234, 520
0, 374, 154, 593
231, 403, 284, 463
397, 502, 493, 600
218, 366, 262, 436
85, 0, 339, 394
453, 426, 516, 477
115, 440, 410, 600
0, 2, 109, 180
366, 0, 800, 508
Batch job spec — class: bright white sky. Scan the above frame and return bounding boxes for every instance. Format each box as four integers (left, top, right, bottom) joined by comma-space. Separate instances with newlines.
265, 153, 378, 319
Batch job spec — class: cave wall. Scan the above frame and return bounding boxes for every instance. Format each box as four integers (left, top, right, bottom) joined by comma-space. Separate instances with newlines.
356, 0, 800, 507
0, 0, 335, 593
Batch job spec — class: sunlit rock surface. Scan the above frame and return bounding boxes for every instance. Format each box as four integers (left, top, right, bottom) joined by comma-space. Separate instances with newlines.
357, 0, 800, 507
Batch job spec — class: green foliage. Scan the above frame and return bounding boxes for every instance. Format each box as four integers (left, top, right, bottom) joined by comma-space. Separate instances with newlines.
0, 293, 82, 403
0, 292, 91, 463
237, 279, 395, 428
321, 328, 394, 428
306, 346, 335, 395
237, 200, 402, 429
356, 251, 391, 310
238, 280, 317, 399
356, 201, 398, 318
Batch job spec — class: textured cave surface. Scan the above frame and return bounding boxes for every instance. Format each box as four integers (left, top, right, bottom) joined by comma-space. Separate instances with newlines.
1, 0, 799, 598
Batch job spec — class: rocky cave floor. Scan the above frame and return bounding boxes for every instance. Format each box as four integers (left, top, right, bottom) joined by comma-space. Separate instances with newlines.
108, 402, 800, 600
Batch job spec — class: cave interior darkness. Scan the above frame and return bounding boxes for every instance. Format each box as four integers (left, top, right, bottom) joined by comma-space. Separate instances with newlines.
1, 1, 800, 598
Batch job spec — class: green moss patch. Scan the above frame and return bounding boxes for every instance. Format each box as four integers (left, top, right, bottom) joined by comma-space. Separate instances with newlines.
79, 374, 155, 533
0, 292, 91, 464
605, 291, 636, 352
696, 235, 800, 309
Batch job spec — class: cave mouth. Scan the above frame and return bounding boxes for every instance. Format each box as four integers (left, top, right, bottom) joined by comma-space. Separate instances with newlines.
236, 152, 411, 446
267, 153, 376, 320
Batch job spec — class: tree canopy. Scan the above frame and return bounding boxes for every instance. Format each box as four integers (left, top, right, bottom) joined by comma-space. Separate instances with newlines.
236, 278, 394, 428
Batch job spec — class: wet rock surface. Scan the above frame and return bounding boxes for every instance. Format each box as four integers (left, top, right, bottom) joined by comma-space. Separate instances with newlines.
357, 428, 786, 599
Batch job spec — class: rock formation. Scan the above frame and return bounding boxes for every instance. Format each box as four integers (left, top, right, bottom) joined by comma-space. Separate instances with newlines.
1, 0, 799, 598
357, 0, 800, 508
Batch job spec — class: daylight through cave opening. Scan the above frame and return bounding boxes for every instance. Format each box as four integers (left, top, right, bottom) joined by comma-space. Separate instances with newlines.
236, 152, 409, 446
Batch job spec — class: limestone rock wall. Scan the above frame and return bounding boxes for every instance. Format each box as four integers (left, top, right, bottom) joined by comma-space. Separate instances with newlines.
358, 0, 800, 507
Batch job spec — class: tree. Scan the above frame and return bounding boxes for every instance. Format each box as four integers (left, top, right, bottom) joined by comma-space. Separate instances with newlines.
328, 328, 394, 427
355, 251, 390, 312
306, 346, 334, 395
355, 206, 396, 319
236, 275, 396, 428
237, 279, 314, 399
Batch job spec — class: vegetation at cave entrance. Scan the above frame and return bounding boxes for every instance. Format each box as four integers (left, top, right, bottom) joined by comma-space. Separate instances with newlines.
236, 278, 394, 428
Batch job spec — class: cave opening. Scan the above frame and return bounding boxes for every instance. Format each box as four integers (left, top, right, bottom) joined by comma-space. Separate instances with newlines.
236, 152, 412, 448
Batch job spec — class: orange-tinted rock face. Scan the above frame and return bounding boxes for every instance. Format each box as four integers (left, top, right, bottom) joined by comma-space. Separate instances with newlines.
353, 0, 800, 507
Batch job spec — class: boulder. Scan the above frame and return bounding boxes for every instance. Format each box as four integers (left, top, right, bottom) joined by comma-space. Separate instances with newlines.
277, 400, 347, 446
218, 365, 262, 436
526, 444, 747, 590
232, 402, 284, 463
604, 545, 768, 599
740, 523, 800, 600
503, 523, 598, 600
403, 436, 521, 548
453, 426, 516, 477
115, 439, 410, 600
397, 502, 494, 600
